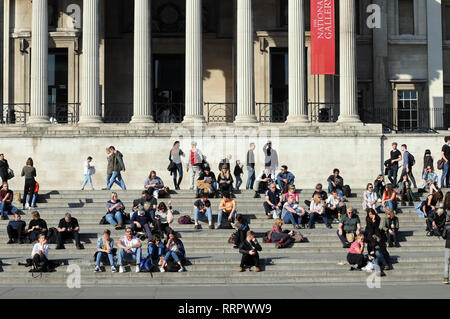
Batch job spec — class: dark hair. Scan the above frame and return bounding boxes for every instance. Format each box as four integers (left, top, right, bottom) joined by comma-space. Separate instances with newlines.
333, 168, 339, 174
173, 141, 180, 147
444, 191, 450, 210
316, 183, 322, 189
168, 230, 178, 240
109, 146, 115, 151
401, 144, 407, 149
26, 157, 33, 166
87, 156, 93, 160
149, 170, 156, 179
365, 208, 377, 224
247, 231, 255, 237
433, 190, 443, 203
385, 183, 393, 198
158, 202, 167, 211
223, 192, 232, 199
201, 191, 209, 198
236, 214, 244, 223
142, 190, 149, 195
392, 142, 398, 146
445, 136, 450, 143
149, 234, 161, 244
103, 229, 111, 236
281, 165, 288, 170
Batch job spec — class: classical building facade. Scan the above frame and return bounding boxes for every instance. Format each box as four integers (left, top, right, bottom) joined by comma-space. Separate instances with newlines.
1, 0, 448, 131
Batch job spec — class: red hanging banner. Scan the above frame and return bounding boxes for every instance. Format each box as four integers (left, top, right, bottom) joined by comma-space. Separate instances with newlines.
311, 0, 335, 75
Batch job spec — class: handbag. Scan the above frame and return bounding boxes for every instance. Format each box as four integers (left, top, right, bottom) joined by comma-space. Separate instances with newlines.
7, 168, 14, 179
437, 158, 445, 170
167, 161, 176, 172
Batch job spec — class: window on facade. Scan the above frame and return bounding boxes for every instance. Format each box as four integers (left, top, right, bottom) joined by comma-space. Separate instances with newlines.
280, 0, 288, 27
355, 0, 361, 35
48, 0, 58, 28
398, 0, 414, 35
444, 3, 450, 40
397, 90, 418, 130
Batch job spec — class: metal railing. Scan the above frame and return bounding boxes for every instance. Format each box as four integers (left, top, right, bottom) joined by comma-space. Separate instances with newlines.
1, 103, 30, 124
257, 102, 288, 123
102, 103, 133, 123
153, 103, 185, 123
205, 102, 236, 123
309, 102, 337, 123
48, 103, 80, 124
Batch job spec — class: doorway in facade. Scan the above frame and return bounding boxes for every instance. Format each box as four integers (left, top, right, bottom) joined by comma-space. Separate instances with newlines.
153, 54, 185, 123
48, 48, 68, 123
269, 48, 288, 122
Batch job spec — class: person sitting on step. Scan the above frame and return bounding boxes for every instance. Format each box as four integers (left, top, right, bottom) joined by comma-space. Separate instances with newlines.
308, 193, 331, 229
160, 230, 186, 272
397, 174, 416, 206
7, 212, 26, 244
27, 211, 47, 243
304, 183, 328, 207
238, 231, 262, 272
365, 208, 382, 243
263, 183, 282, 219
325, 190, 346, 223
282, 195, 305, 229
217, 193, 237, 229
426, 208, 447, 237
56, 212, 83, 250
362, 183, 378, 211
327, 168, 344, 200
380, 183, 398, 213
253, 168, 274, 198
153, 201, 174, 239
347, 234, 366, 271
105, 192, 125, 230
231, 213, 250, 248
283, 184, 300, 206
140, 234, 165, 272
422, 165, 439, 195
0, 182, 19, 220
94, 229, 117, 273
196, 166, 217, 198
382, 209, 400, 248
373, 174, 386, 201
268, 218, 295, 248
276, 165, 295, 193
337, 206, 361, 248
131, 206, 153, 239
31, 233, 49, 272
144, 170, 165, 199
193, 192, 214, 229
420, 190, 443, 218
117, 227, 142, 273
217, 165, 234, 196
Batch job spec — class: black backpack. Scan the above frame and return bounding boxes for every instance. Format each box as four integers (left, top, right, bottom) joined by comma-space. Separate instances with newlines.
166, 260, 180, 272
408, 153, 416, 167
46, 227, 58, 244
343, 185, 351, 197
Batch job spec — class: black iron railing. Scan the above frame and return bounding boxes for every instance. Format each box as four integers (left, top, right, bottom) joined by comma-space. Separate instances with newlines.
48, 103, 80, 124
205, 102, 236, 123
1, 103, 30, 124
153, 103, 185, 123
102, 103, 133, 123
309, 102, 337, 123
257, 102, 288, 123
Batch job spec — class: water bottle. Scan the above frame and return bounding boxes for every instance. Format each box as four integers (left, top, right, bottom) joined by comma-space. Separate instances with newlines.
338, 212, 341, 221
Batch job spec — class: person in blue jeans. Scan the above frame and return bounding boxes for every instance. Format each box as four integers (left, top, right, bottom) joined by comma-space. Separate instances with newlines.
140, 235, 165, 271
106, 146, 126, 190
327, 169, 344, 200
0, 182, 18, 219
282, 195, 305, 229
217, 193, 237, 228
94, 229, 117, 272
81, 156, 95, 190
194, 193, 214, 229
308, 194, 331, 229
380, 184, 398, 213
441, 137, 450, 188
117, 227, 143, 273
160, 231, 186, 272
105, 192, 125, 229
246, 143, 256, 190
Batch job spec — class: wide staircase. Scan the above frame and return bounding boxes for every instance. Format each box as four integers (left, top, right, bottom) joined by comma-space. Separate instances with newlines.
0, 189, 445, 287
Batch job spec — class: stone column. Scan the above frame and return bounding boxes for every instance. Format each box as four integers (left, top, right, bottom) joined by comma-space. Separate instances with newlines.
183, 0, 205, 124
337, 0, 361, 123
79, 0, 102, 125
235, 0, 257, 123
286, 0, 308, 124
427, 0, 444, 129
131, 0, 154, 124
28, 0, 49, 125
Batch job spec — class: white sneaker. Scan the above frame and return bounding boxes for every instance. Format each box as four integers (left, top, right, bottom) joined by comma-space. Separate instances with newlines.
160, 267, 165, 272
94, 266, 100, 272
111, 266, 117, 273
135, 265, 140, 273
377, 198, 382, 203
158, 259, 162, 266
178, 266, 185, 272
119, 266, 124, 273
25, 203, 30, 210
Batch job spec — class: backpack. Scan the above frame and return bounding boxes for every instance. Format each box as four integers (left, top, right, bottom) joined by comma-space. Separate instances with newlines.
46, 227, 58, 244
343, 185, 351, 197
99, 216, 108, 225
408, 153, 415, 167
166, 260, 180, 272
178, 215, 193, 224
228, 232, 238, 245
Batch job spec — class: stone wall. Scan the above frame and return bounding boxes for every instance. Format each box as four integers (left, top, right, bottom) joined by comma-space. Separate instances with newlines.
0, 123, 447, 192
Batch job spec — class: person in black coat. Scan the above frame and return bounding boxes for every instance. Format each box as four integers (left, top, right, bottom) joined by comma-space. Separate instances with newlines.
238, 231, 262, 272
427, 209, 447, 237
0, 154, 9, 183
365, 208, 382, 241
443, 216, 450, 284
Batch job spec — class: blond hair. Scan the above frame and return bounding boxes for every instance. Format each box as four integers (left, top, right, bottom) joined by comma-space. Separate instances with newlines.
313, 193, 321, 204
386, 209, 395, 219
110, 192, 118, 200
274, 218, 284, 227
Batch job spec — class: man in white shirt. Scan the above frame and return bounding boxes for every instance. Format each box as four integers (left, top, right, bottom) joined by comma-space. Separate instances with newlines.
117, 227, 142, 273
325, 190, 346, 223
31, 233, 49, 272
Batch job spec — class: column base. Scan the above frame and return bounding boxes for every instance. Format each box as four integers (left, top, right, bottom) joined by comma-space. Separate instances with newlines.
285, 115, 310, 125
130, 115, 155, 125
27, 116, 50, 126
234, 115, 258, 124
182, 115, 206, 125
337, 115, 362, 123
78, 116, 103, 126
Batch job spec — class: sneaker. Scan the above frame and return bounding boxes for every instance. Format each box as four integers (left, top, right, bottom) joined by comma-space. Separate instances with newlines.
158, 259, 162, 266
135, 265, 140, 273
7, 239, 14, 244
111, 266, 117, 273
238, 267, 244, 272
160, 267, 165, 272
217, 224, 222, 229
388, 243, 394, 248
119, 266, 124, 273
1, 216, 8, 220
267, 214, 273, 219
55, 245, 64, 250
275, 243, 281, 249
395, 243, 401, 248
255, 267, 261, 272
443, 277, 449, 284
25, 203, 30, 210
326, 224, 333, 229
194, 224, 200, 230
18, 239, 24, 244
94, 266, 100, 272
208, 225, 215, 229
377, 198, 382, 203
76, 244, 84, 250
178, 266, 185, 272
